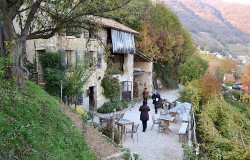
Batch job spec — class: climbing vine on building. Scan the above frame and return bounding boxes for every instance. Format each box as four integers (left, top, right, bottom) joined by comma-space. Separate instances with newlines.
101, 74, 121, 101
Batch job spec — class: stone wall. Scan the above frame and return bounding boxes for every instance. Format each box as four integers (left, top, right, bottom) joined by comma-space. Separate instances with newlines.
112, 54, 134, 99
26, 28, 111, 110
134, 61, 153, 96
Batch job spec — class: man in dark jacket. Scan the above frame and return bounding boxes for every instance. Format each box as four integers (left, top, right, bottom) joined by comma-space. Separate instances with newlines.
152, 90, 161, 114
139, 101, 150, 132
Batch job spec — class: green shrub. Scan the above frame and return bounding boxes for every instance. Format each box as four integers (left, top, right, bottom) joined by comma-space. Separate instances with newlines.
24, 60, 36, 72
230, 90, 241, 100
178, 55, 208, 84
39, 51, 65, 70
224, 96, 248, 113
97, 101, 127, 113
0, 54, 4, 78
39, 51, 66, 97
224, 82, 233, 86
101, 74, 121, 101
99, 127, 120, 144
87, 111, 94, 120
106, 63, 123, 74
196, 97, 250, 159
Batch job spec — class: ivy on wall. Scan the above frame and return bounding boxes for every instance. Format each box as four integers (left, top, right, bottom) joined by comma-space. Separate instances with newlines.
39, 51, 66, 97
101, 74, 121, 101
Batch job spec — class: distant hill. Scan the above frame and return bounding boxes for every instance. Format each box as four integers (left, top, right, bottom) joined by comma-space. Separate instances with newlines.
160, 0, 250, 55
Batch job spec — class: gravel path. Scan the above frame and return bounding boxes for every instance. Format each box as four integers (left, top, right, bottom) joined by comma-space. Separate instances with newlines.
122, 89, 183, 160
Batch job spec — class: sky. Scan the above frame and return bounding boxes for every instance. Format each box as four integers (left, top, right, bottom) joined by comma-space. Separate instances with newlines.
222, 0, 250, 4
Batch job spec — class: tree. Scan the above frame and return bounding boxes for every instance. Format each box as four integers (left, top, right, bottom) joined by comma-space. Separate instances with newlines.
198, 75, 221, 102
136, 23, 159, 60
105, 1, 196, 84
65, 57, 93, 107
178, 55, 208, 84
0, 0, 131, 88
219, 57, 238, 74
39, 51, 66, 97
241, 63, 250, 94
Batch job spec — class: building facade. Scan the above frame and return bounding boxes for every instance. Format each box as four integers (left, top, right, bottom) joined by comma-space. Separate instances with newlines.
25, 17, 153, 111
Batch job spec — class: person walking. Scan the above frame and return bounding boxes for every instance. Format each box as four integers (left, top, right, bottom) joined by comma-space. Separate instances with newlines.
142, 87, 148, 102
139, 101, 150, 132
152, 90, 161, 114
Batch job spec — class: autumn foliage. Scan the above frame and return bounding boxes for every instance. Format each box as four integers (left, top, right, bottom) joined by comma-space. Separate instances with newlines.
198, 75, 221, 101
219, 57, 238, 74
241, 63, 250, 94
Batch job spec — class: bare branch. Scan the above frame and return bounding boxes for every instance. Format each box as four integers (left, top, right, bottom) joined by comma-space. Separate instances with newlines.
61, 0, 85, 21
27, 27, 59, 40
10, 1, 26, 20
25, 0, 132, 41
6, 0, 19, 7
22, 1, 41, 37
27, 27, 57, 37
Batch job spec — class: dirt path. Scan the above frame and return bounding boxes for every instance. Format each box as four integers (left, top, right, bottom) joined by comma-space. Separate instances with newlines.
58, 104, 124, 160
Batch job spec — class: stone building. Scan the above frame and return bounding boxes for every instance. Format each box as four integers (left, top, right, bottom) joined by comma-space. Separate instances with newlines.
25, 17, 153, 111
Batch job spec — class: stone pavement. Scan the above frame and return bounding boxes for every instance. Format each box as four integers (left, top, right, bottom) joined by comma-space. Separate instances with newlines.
122, 89, 183, 160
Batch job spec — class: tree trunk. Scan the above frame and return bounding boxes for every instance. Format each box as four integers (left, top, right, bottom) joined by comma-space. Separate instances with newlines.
10, 39, 29, 88
1, 3, 29, 88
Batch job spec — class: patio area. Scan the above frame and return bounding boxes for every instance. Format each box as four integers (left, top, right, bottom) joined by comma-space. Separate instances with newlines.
92, 89, 187, 160
121, 89, 183, 160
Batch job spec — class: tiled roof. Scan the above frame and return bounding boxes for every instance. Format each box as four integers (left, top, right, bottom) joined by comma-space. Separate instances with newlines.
96, 17, 138, 34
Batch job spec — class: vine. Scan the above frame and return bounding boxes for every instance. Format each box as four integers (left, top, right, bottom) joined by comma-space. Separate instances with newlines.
101, 74, 121, 101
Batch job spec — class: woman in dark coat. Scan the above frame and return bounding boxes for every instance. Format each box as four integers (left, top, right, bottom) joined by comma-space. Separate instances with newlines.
139, 101, 150, 132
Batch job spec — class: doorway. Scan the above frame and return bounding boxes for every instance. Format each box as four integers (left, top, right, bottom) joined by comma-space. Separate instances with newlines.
122, 81, 132, 101
89, 86, 95, 111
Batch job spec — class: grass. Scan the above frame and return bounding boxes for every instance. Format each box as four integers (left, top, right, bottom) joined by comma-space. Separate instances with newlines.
224, 97, 248, 113
0, 79, 96, 160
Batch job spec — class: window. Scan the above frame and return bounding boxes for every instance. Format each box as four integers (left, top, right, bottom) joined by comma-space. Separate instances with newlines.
111, 54, 124, 71
89, 51, 95, 68
36, 49, 46, 83
123, 81, 132, 91
85, 50, 96, 69
89, 30, 98, 39
96, 50, 102, 68
65, 50, 76, 66
65, 27, 81, 38
83, 29, 89, 39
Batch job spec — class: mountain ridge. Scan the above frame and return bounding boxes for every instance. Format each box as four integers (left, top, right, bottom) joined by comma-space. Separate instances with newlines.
160, 0, 250, 55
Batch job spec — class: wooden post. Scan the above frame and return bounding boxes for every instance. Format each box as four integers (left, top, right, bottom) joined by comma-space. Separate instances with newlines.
212, 127, 214, 137
112, 109, 116, 143
239, 129, 245, 147
60, 80, 63, 103
235, 129, 238, 143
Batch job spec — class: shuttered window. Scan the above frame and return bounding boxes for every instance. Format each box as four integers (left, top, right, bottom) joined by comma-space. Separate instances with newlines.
97, 50, 102, 68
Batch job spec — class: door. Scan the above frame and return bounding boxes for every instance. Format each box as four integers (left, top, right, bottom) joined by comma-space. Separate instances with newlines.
122, 81, 132, 101
89, 86, 95, 111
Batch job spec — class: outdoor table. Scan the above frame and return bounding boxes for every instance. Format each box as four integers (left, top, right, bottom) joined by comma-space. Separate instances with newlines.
169, 107, 179, 113
116, 119, 134, 141
159, 115, 175, 121
159, 115, 175, 133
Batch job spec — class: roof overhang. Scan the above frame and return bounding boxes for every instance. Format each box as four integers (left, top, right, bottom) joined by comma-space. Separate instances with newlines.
134, 51, 152, 62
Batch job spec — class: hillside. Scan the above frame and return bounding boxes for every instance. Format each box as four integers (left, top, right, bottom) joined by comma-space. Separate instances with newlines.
160, 0, 250, 55
0, 80, 95, 159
